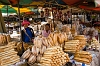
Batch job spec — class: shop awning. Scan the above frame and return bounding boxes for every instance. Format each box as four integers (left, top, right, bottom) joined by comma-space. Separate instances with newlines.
79, 5, 94, 10
13, 7, 31, 13
0, 5, 17, 13
0, 0, 10, 5
79, 5, 100, 12
92, 7, 100, 11
62, 0, 82, 5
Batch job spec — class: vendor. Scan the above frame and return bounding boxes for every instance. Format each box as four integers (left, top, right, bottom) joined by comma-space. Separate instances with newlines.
21, 20, 35, 43
42, 24, 50, 37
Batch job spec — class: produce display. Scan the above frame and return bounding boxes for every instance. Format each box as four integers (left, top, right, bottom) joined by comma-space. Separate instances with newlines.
74, 51, 92, 64
64, 40, 80, 53
74, 35, 87, 49
0, 34, 11, 46
0, 42, 20, 66
40, 46, 70, 66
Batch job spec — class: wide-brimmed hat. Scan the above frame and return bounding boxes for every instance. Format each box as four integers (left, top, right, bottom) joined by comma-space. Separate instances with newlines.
22, 20, 30, 26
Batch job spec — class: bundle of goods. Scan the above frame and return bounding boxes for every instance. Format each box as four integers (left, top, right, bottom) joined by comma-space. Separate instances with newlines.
49, 32, 68, 47
64, 40, 80, 53
74, 51, 92, 64
14, 42, 32, 52
61, 25, 72, 40
0, 34, 11, 46
22, 37, 47, 65
74, 35, 87, 49
91, 37, 99, 45
70, 25, 77, 37
0, 42, 20, 66
88, 37, 100, 51
40, 46, 70, 66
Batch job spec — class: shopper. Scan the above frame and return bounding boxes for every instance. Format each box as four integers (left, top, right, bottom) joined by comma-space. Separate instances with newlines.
42, 23, 50, 37
21, 20, 35, 43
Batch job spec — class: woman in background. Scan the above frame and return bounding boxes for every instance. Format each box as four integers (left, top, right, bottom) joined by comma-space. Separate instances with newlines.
42, 24, 50, 37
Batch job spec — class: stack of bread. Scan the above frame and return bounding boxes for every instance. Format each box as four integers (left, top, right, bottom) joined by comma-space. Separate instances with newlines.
40, 46, 70, 66
74, 51, 92, 64
0, 42, 20, 66
74, 35, 87, 49
64, 40, 80, 53
22, 32, 68, 65
48, 32, 68, 48
0, 34, 11, 46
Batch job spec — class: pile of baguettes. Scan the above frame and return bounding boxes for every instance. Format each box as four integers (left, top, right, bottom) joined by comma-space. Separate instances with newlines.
64, 35, 87, 53
0, 34, 11, 46
74, 51, 92, 64
40, 46, 70, 66
0, 42, 20, 66
74, 35, 87, 49
64, 40, 80, 53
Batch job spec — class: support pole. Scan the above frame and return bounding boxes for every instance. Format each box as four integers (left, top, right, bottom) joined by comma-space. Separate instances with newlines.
7, 5, 9, 34
71, 8, 72, 28
17, 0, 24, 56
37, 5, 38, 18
84, 11, 85, 23
37, 5, 39, 33
51, 4, 55, 30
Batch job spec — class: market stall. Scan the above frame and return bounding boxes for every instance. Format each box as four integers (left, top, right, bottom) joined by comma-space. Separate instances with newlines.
0, 0, 100, 66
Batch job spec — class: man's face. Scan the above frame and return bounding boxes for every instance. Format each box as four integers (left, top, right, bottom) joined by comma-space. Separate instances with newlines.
24, 24, 28, 28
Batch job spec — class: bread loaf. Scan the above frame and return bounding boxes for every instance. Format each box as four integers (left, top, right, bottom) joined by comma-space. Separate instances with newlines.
22, 49, 31, 59
28, 54, 36, 63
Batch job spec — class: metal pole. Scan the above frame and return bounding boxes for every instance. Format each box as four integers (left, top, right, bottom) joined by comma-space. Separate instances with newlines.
17, 1, 22, 41
7, 5, 9, 34
37, 5, 39, 33
17, 0, 24, 55
84, 11, 85, 23
51, 5, 55, 30
37, 5, 38, 18
71, 8, 72, 28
